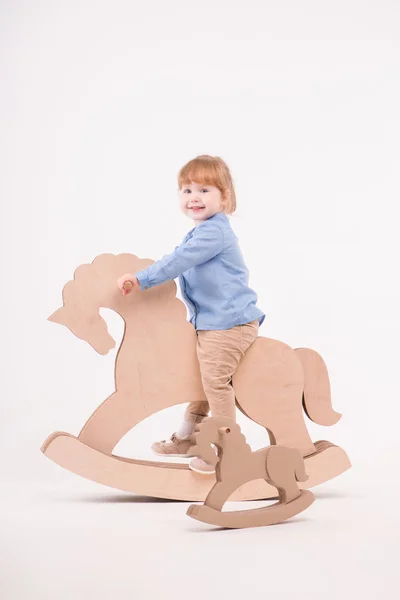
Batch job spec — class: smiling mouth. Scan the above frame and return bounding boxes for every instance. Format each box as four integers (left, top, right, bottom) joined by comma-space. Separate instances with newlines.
189, 206, 205, 210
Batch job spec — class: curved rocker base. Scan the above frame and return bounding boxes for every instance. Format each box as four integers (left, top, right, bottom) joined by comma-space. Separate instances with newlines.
41, 432, 351, 501
187, 490, 315, 528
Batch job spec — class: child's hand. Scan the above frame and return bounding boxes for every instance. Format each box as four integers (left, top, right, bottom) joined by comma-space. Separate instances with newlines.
117, 273, 140, 295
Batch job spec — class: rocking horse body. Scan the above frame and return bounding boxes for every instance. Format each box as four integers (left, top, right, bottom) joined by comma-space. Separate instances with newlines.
42, 253, 351, 500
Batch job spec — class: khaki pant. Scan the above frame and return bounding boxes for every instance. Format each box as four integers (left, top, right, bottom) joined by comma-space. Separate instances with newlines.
185, 319, 260, 422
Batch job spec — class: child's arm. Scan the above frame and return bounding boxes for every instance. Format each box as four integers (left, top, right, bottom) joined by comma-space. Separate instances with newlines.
135, 221, 224, 291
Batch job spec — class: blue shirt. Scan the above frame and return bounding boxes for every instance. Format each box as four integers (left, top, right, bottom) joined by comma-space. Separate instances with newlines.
135, 211, 266, 331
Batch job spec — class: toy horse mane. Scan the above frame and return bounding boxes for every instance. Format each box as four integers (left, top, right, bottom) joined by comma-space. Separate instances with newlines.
190, 418, 252, 466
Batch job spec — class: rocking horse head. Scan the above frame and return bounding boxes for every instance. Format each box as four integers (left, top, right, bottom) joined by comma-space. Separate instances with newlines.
48, 291, 115, 356
188, 417, 251, 467
47, 253, 177, 355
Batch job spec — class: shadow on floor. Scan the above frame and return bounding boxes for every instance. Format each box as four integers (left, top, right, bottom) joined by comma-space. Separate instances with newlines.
59, 488, 350, 504
62, 494, 186, 503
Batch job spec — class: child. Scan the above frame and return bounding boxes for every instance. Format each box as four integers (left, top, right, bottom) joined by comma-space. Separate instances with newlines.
117, 155, 265, 474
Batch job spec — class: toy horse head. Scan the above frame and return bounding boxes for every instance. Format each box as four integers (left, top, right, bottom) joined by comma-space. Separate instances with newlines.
188, 417, 250, 467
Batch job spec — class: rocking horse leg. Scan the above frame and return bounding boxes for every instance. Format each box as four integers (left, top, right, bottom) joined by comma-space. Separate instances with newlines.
270, 482, 301, 505
187, 481, 240, 525
203, 481, 237, 511
265, 446, 306, 504
78, 390, 152, 454
263, 399, 315, 455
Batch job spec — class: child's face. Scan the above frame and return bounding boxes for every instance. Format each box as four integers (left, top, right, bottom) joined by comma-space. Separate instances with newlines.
179, 180, 225, 225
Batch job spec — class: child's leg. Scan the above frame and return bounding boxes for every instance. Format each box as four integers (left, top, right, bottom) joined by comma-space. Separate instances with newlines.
188, 320, 259, 473
151, 392, 208, 456
152, 320, 259, 459
196, 319, 259, 421
185, 401, 209, 419
178, 320, 259, 436
177, 407, 208, 438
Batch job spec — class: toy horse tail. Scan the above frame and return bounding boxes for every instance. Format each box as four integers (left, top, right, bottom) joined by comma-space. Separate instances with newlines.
295, 348, 342, 426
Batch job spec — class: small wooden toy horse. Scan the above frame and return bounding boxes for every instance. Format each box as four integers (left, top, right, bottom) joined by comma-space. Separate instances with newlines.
41, 252, 351, 500
186, 417, 315, 528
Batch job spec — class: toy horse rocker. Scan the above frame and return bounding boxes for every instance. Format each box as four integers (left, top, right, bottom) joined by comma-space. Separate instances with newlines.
41, 253, 351, 501
186, 417, 315, 528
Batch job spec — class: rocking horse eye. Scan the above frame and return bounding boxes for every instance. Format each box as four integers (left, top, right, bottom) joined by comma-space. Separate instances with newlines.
218, 426, 231, 434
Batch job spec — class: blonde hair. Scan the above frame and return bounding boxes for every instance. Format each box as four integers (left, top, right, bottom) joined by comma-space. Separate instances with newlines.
177, 155, 237, 214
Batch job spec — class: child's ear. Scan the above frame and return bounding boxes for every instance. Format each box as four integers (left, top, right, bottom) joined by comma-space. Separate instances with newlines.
222, 189, 230, 203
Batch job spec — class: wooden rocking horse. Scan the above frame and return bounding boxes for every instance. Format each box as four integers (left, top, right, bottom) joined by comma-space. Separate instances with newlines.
41, 253, 351, 501
186, 417, 315, 528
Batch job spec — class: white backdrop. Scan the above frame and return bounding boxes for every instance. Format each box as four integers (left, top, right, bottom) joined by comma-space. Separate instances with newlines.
1, 1, 399, 599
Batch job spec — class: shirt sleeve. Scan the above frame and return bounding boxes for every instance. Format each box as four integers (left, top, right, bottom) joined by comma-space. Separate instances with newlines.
135, 222, 224, 290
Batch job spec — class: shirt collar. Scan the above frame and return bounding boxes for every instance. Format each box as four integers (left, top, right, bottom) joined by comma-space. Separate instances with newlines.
208, 211, 228, 224
188, 211, 228, 233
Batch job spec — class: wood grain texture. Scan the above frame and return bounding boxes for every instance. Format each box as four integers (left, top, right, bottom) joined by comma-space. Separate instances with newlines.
41, 432, 350, 501
42, 253, 351, 499
186, 417, 315, 527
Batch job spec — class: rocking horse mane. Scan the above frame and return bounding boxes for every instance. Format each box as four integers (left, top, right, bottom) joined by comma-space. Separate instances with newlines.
60, 252, 180, 307
48, 252, 192, 354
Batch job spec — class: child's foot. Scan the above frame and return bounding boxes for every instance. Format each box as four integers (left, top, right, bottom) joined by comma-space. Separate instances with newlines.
189, 457, 216, 475
151, 433, 193, 457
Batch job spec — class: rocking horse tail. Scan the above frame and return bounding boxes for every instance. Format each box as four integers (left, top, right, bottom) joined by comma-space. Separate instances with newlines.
295, 348, 342, 426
